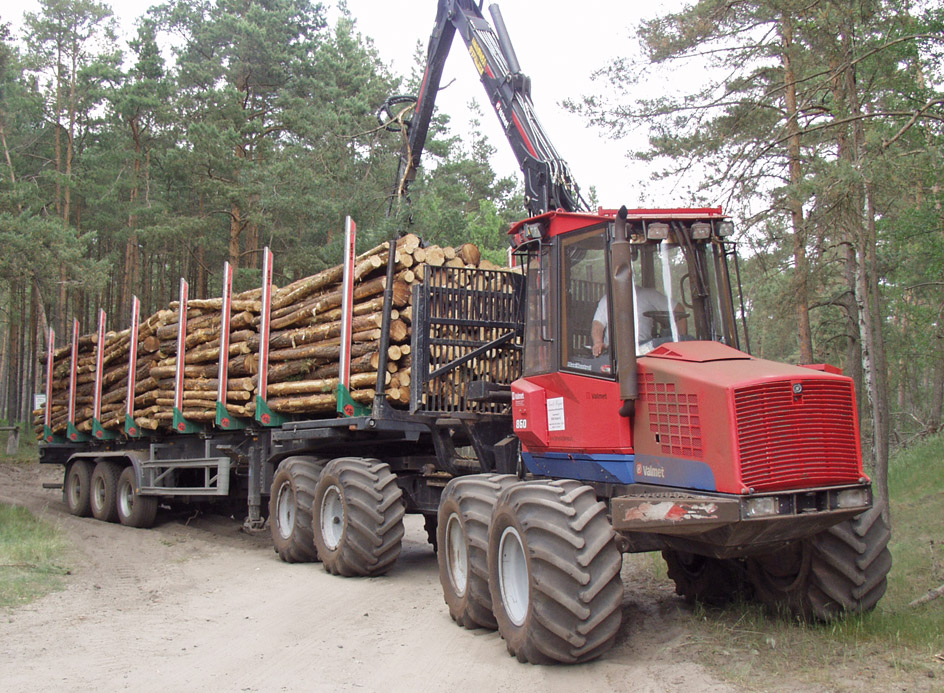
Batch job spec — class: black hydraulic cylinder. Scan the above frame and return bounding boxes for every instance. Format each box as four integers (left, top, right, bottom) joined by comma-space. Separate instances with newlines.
488, 3, 522, 75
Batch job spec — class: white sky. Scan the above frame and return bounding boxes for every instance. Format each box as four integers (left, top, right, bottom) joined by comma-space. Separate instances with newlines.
11, 0, 695, 208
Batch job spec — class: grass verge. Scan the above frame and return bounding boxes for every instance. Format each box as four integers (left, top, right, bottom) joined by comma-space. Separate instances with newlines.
677, 432, 944, 691
0, 503, 70, 609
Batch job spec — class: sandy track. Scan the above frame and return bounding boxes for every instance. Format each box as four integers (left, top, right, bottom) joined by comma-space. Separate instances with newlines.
0, 461, 735, 692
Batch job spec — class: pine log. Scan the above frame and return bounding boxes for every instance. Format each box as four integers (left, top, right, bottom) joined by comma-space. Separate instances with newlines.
265, 371, 383, 397
456, 243, 481, 267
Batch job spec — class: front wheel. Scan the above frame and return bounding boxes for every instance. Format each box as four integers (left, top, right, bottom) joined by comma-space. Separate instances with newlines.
487, 480, 624, 664
437, 474, 518, 630
116, 466, 157, 528
747, 503, 892, 620
312, 457, 405, 577
663, 550, 747, 606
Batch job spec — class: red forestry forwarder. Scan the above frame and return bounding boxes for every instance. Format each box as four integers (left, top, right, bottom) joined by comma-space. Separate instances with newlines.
36, 0, 891, 667
382, 0, 892, 663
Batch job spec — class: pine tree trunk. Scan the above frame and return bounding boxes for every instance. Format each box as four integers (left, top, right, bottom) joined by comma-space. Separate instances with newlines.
781, 14, 814, 363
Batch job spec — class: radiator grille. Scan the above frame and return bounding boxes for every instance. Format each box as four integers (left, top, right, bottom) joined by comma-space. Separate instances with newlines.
734, 379, 860, 491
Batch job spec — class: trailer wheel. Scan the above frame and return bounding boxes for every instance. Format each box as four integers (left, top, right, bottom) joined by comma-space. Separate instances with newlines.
437, 474, 518, 630
747, 503, 892, 621
269, 456, 325, 563
116, 466, 157, 528
663, 550, 747, 607
64, 460, 93, 517
487, 480, 624, 664
312, 457, 405, 577
90, 461, 122, 523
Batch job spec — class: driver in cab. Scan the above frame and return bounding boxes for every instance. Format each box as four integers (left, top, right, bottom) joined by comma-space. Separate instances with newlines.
591, 289, 688, 357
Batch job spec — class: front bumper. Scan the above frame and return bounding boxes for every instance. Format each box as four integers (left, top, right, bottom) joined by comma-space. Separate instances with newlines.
610, 483, 872, 555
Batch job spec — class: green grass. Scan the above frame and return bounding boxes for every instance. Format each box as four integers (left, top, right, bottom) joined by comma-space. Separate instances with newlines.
681, 432, 944, 690
0, 504, 70, 609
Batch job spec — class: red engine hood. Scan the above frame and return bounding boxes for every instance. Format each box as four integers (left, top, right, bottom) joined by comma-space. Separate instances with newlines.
636, 343, 864, 494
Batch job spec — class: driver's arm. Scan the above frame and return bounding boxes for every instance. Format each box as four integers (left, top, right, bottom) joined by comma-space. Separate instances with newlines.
591, 320, 605, 357
674, 303, 688, 335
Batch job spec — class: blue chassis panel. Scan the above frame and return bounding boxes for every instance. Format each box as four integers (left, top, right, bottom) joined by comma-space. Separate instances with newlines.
522, 451, 717, 491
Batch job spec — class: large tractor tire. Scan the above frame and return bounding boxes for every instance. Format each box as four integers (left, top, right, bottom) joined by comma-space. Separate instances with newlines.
437, 474, 518, 630
90, 461, 122, 523
487, 480, 624, 664
747, 503, 892, 621
663, 550, 748, 607
269, 456, 325, 563
116, 466, 158, 528
64, 459, 93, 517
312, 457, 405, 577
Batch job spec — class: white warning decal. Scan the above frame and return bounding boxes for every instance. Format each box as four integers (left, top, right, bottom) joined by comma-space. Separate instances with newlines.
547, 397, 565, 432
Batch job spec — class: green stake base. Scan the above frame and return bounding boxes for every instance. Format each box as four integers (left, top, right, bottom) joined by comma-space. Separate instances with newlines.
43, 426, 67, 444
66, 422, 90, 443
255, 397, 287, 427
124, 414, 153, 438
216, 402, 248, 430
92, 419, 118, 440
173, 408, 203, 434
337, 384, 370, 417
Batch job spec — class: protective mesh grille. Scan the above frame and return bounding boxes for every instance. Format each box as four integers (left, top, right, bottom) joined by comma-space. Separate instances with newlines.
411, 267, 524, 415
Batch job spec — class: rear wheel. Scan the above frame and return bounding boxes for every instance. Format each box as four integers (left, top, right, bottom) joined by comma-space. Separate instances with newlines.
663, 550, 747, 607
312, 457, 405, 577
90, 461, 121, 523
116, 466, 157, 528
269, 456, 325, 563
747, 504, 892, 620
487, 480, 624, 664
437, 474, 517, 630
64, 460, 93, 517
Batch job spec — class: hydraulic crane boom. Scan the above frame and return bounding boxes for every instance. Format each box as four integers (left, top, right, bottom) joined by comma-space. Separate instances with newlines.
384, 0, 588, 217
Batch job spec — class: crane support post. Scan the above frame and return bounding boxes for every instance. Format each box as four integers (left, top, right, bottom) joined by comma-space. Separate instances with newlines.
255, 248, 287, 427
125, 296, 149, 437
216, 262, 246, 430
66, 319, 89, 442
43, 327, 64, 444
173, 279, 202, 434
91, 309, 116, 440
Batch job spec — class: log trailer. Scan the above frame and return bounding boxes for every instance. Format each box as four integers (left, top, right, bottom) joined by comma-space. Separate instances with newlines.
36, 0, 891, 666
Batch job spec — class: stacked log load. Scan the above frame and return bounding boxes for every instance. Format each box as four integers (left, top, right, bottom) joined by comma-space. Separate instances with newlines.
35, 235, 508, 438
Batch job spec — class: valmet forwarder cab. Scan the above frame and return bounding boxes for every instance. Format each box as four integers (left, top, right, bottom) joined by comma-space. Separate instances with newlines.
506, 205, 875, 557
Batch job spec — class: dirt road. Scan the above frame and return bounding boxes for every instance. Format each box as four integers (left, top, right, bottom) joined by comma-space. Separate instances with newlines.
0, 461, 736, 692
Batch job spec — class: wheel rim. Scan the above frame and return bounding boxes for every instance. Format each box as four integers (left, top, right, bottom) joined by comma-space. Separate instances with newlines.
92, 475, 106, 511
68, 471, 82, 506
444, 513, 468, 596
498, 525, 529, 627
276, 482, 295, 540
118, 479, 134, 518
320, 484, 344, 550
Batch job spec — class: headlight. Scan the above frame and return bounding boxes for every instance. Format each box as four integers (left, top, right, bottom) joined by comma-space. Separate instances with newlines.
717, 220, 735, 236
744, 496, 779, 518
691, 222, 710, 239
836, 488, 869, 509
646, 222, 668, 240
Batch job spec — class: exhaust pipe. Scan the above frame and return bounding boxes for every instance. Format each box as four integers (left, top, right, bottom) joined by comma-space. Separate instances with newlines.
610, 206, 638, 418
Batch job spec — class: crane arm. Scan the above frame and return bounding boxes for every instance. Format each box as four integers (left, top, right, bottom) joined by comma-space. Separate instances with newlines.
385, 0, 587, 217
